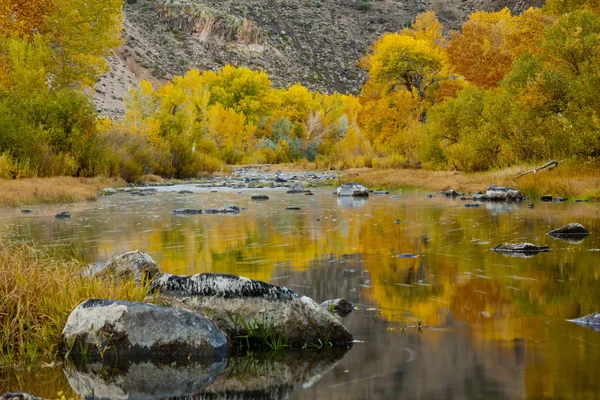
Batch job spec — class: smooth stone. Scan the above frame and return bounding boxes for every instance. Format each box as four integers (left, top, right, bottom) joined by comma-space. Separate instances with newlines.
173, 208, 202, 215
150, 273, 354, 347
251, 195, 270, 200
285, 206, 302, 210
204, 205, 240, 214
54, 212, 71, 219
320, 298, 355, 317
372, 190, 389, 195
554, 197, 567, 202
444, 190, 460, 197
492, 243, 550, 254
336, 182, 369, 197
398, 254, 419, 259
486, 185, 523, 201
61, 299, 228, 361
83, 250, 160, 284
20, 210, 34, 213
464, 204, 479, 208
178, 190, 193, 194
575, 199, 590, 203
548, 223, 590, 236
390, 195, 401, 199
305, 191, 314, 196
100, 188, 118, 196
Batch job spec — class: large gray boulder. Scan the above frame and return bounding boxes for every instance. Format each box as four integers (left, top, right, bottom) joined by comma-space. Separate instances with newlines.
84, 250, 159, 284
61, 299, 228, 361
150, 273, 354, 347
485, 185, 523, 201
336, 182, 369, 197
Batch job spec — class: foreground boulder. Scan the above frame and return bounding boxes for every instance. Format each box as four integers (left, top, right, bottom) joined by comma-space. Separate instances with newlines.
492, 243, 550, 256
549, 223, 590, 236
61, 299, 228, 361
486, 185, 523, 201
336, 182, 369, 197
84, 250, 159, 283
150, 273, 354, 347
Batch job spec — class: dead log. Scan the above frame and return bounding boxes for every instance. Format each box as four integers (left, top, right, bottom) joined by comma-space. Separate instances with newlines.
516, 160, 558, 178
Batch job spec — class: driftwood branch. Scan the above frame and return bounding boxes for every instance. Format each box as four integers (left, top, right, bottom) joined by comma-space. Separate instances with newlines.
516, 160, 558, 178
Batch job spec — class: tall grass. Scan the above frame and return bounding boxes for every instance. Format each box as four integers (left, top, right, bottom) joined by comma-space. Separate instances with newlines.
0, 241, 149, 367
0, 176, 126, 208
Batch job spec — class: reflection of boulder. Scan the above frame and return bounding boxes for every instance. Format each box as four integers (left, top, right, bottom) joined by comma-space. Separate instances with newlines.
337, 196, 368, 208
65, 359, 226, 400
151, 273, 353, 347
201, 348, 351, 399
485, 201, 521, 215
61, 299, 228, 361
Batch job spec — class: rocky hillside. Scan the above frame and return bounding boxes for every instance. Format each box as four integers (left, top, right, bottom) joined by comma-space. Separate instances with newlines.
94, 0, 544, 117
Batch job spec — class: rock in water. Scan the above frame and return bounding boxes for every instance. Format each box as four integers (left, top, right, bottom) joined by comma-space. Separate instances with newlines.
173, 208, 203, 215
548, 223, 590, 236
473, 192, 487, 201
486, 185, 523, 201
336, 183, 369, 197
570, 312, 600, 327
251, 195, 269, 200
150, 273, 354, 347
320, 298, 354, 317
61, 299, 228, 360
84, 250, 160, 283
100, 188, 118, 196
492, 243, 550, 254
55, 212, 71, 219
287, 184, 307, 194
204, 205, 240, 214
540, 195, 553, 202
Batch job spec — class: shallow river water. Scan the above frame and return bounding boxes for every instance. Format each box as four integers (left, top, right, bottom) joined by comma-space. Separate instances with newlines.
1, 185, 600, 399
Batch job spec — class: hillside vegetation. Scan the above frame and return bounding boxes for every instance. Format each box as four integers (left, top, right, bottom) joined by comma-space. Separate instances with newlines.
1, 0, 599, 183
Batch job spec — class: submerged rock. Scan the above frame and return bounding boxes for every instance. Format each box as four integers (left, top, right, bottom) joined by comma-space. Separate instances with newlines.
320, 298, 354, 317
548, 223, 590, 236
61, 299, 228, 361
251, 195, 270, 200
336, 182, 369, 197
84, 250, 160, 283
173, 208, 202, 215
54, 211, 71, 219
65, 359, 226, 400
204, 205, 240, 214
100, 188, 118, 196
486, 185, 523, 201
492, 243, 550, 255
150, 273, 354, 347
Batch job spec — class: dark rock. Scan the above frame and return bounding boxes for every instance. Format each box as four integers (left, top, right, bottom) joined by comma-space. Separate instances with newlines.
173, 208, 202, 215
251, 195, 270, 200
486, 185, 523, 201
460, 197, 473, 201
275, 177, 288, 183
528, 203, 534, 209
178, 190, 193, 194
444, 190, 460, 197
320, 298, 354, 317
305, 191, 314, 196
427, 194, 435, 198
464, 203, 479, 208
61, 299, 228, 361
83, 250, 160, 283
394, 219, 401, 224
337, 182, 369, 197
492, 243, 550, 256
398, 254, 419, 259
150, 273, 353, 347
372, 190, 389, 195
575, 199, 590, 203
204, 205, 240, 214
540, 195, 553, 202
20, 210, 34, 213
285, 206, 301, 210
55, 212, 71, 219
549, 223, 590, 236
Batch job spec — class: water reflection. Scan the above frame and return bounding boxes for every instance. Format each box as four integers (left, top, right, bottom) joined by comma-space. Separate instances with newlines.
1, 188, 600, 398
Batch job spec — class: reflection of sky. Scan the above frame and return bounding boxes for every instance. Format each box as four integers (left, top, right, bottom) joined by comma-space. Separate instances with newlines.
1, 188, 600, 398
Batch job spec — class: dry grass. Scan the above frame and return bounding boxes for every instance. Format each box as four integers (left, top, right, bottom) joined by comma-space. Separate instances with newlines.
0, 176, 126, 208
340, 163, 600, 199
0, 241, 149, 366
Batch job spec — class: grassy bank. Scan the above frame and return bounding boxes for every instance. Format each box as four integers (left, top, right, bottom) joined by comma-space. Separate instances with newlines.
0, 241, 148, 366
0, 176, 126, 208
338, 163, 600, 200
